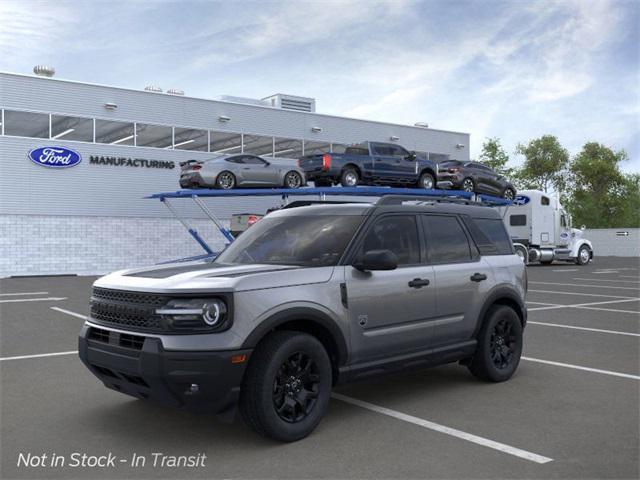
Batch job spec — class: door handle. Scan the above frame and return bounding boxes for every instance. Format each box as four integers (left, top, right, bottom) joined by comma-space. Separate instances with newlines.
243, 167, 251, 170
470, 273, 487, 282
408, 278, 430, 288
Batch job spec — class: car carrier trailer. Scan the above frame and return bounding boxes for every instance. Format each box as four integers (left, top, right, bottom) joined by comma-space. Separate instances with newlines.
147, 186, 511, 259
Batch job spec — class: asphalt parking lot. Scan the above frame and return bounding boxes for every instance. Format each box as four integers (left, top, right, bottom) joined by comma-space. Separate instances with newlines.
1, 257, 638, 479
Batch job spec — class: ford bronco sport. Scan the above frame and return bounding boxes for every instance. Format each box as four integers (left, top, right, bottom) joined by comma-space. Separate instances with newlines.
79, 196, 527, 442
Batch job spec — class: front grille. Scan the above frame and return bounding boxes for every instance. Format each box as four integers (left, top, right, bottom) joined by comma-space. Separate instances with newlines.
88, 327, 110, 343
90, 287, 167, 332
92, 288, 167, 307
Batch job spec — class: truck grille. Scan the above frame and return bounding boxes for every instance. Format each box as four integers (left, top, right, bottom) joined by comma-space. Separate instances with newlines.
90, 287, 167, 332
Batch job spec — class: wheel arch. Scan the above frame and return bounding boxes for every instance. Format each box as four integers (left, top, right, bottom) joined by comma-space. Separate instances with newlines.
419, 167, 436, 179
241, 307, 349, 384
342, 163, 362, 177
473, 286, 527, 338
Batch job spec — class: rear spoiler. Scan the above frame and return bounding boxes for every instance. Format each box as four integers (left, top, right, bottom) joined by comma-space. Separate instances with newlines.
179, 159, 201, 168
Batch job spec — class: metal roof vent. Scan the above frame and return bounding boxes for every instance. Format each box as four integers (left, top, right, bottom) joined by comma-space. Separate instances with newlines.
167, 89, 185, 96
414, 122, 429, 128
144, 85, 163, 93
262, 94, 316, 113
33, 65, 55, 77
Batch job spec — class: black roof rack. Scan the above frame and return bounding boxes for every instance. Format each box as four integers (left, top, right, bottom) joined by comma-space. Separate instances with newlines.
376, 194, 492, 207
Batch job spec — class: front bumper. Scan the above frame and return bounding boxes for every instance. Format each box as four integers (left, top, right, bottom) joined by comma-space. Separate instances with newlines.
78, 323, 251, 413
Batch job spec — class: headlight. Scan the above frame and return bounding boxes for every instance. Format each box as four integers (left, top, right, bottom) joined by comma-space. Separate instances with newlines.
156, 298, 229, 332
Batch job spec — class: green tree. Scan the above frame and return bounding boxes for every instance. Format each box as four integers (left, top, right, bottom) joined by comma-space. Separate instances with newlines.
516, 135, 569, 193
565, 142, 638, 228
479, 137, 511, 175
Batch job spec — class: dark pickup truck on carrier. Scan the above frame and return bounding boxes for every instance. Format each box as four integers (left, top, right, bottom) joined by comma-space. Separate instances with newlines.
298, 141, 443, 189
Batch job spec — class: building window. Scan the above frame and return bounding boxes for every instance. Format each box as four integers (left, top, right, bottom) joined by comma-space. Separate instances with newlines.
210, 131, 243, 154
3, 110, 49, 138
273, 137, 303, 159
95, 119, 135, 145
303, 140, 331, 155
243, 134, 274, 156
50, 114, 93, 142
173, 127, 208, 151
135, 123, 173, 148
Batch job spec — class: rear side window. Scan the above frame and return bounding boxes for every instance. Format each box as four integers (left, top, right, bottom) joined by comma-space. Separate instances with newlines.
422, 215, 472, 263
361, 216, 420, 265
466, 218, 513, 255
345, 147, 369, 156
510, 215, 527, 226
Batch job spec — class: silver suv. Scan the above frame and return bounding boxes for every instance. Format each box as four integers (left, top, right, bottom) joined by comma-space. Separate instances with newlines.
78, 196, 527, 442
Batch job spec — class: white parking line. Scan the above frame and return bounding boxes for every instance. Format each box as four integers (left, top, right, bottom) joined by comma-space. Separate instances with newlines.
593, 271, 620, 274
552, 269, 579, 272
0, 351, 77, 362
575, 306, 640, 315
0, 291, 49, 296
0, 297, 67, 304
332, 393, 553, 464
530, 281, 639, 291
572, 278, 640, 284
621, 275, 640, 279
522, 357, 640, 381
529, 289, 638, 299
528, 297, 640, 312
50, 307, 88, 320
528, 321, 640, 337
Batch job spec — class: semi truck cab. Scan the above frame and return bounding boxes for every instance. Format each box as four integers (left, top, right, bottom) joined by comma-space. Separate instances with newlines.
501, 190, 593, 265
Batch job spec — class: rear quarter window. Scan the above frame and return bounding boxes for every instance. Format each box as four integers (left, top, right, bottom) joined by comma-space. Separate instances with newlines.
465, 217, 513, 255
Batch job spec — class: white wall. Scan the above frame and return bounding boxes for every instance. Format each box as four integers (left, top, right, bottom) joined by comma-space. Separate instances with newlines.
584, 228, 640, 257
0, 215, 229, 277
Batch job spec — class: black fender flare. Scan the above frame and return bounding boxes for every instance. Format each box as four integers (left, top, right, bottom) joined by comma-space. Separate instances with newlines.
241, 307, 349, 366
473, 286, 527, 338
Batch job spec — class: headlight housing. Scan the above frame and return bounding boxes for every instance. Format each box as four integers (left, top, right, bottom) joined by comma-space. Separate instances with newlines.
156, 298, 230, 332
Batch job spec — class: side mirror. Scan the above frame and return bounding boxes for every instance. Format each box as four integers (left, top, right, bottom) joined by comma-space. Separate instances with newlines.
353, 249, 398, 271
407, 151, 417, 161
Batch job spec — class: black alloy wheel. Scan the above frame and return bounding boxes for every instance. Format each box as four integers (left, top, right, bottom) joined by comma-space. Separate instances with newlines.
467, 305, 522, 382
489, 318, 516, 370
273, 352, 320, 423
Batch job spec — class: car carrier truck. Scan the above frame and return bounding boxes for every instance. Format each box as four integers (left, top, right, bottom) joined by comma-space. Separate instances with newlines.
500, 190, 593, 265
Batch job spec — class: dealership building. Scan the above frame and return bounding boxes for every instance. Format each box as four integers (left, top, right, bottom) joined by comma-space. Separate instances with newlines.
0, 69, 470, 277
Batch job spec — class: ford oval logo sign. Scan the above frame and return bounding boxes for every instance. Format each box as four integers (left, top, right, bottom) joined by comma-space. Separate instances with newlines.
28, 146, 82, 168
513, 195, 530, 206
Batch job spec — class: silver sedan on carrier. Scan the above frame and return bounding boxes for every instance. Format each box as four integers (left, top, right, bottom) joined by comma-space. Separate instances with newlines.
179, 154, 307, 189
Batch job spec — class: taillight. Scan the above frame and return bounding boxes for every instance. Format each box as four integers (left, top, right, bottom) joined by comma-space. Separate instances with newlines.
247, 215, 259, 227
322, 154, 332, 171
297, 159, 301, 167
192, 165, 202, 171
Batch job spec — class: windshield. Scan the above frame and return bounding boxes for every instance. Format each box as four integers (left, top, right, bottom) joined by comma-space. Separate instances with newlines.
215, 214, 364, 267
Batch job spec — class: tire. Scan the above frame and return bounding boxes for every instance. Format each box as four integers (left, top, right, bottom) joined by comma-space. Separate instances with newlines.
462, 177, 475, 192
216, 171, 236, 189
340, 168, 359, 187
284, 171, 303, 189
467, 305, 523, 382
576, 245, 591, 265
418, 172, 435, 190
503, 187, 516, 200
240, 331, 332, 442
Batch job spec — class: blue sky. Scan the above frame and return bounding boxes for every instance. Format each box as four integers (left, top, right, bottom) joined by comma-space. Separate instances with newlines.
1, 0, 638, 172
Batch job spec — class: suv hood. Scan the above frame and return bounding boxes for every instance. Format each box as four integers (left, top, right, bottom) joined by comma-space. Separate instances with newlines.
93, 261, 334, 293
